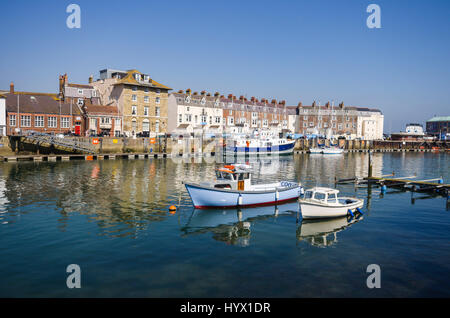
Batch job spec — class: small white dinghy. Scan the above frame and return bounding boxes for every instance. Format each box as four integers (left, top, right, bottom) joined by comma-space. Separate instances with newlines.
183, 164, 303, 209
299, 187, 363, 219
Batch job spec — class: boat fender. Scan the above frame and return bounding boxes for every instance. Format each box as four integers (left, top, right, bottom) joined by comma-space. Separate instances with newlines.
347, 209, 354, 217
356, 207, 363, 215
381, 185, 387, 192
238, 194, 243, 206
275, 190, 279, 200
438, 178, 443, 184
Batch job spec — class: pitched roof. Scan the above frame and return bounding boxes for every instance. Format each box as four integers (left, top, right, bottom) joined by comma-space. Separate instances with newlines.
66, 83, 93, 89
4, 92, 82, 115
115, 70, 172, 90
427, 116, 450, 122
84, 104, 120, 116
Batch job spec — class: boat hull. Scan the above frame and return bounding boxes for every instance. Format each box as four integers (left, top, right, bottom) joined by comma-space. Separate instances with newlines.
185, 182, 302, 209
300, 198, 364, 219
225, 141, 295, 155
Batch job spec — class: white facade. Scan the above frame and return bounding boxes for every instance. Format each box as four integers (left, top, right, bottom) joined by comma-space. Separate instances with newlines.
168, 94, 224, 135
0, 96, 6, 136
356, 112, 384, 140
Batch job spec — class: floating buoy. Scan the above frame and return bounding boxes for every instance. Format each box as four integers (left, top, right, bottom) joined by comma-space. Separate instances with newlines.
356, 207, 364, 215
347, 209, 354, 217
169, 205, 177, 212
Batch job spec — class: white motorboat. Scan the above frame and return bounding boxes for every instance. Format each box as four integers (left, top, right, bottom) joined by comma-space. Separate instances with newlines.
308, 147, 324, 154
183, 164, 303, 208
299, 187, 363, 219
322, 146, 344, 154
309, 146, 343, 154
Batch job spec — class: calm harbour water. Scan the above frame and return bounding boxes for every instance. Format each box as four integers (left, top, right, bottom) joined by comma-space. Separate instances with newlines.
0, 152, 449, 297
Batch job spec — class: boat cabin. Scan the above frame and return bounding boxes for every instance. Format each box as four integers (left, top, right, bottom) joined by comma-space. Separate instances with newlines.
214, 165, 252, 191
304, 187, 340, 204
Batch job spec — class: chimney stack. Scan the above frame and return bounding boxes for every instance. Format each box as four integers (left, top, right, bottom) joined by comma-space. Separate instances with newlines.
326, 101, 330, 108
186, 88, 192, 95
271, 99, 277, 105
178, 90, 184, 94
200, 90, 206, 96
10, 82, 14, 94
228, 94, 233, 99
89, 75, 93, 83
214, 92, 220, 97
239, 95, 244, 101
312, 101, 316, 107
339, 102, 344, 109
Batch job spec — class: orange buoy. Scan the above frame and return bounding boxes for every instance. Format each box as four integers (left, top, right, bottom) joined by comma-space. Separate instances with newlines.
169, 205, 177, 212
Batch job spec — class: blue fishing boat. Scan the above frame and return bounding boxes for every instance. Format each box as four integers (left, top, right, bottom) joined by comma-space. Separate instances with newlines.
183, 164, 303, 209
225, 138, 295, 155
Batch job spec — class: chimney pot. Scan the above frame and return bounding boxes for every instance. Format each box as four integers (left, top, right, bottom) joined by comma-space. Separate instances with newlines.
10, 82, 14, 94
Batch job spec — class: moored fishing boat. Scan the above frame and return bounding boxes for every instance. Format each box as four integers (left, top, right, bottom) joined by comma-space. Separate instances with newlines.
183, 164, 303, 208
226, 137, 295, 155
299, 187, 363, 219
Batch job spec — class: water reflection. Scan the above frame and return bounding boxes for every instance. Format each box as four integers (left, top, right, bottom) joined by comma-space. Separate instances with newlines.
180, 201, 299, 247
296, 216, 363, 248
0, 152, 447, 239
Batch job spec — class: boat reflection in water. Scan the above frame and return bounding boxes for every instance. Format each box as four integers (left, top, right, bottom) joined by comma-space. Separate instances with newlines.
180, 201, 299, 247
296, 215, 363, 248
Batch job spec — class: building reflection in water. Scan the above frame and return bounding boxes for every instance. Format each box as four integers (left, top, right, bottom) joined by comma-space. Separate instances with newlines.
1, 152, 446, 239
180, 201, 299, 247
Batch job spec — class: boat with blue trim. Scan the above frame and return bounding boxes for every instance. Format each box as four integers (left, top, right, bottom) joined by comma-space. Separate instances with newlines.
225, 137, 295, 155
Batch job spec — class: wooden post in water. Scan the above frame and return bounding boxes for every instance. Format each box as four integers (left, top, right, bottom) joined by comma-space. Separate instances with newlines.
368, 149, 373, 178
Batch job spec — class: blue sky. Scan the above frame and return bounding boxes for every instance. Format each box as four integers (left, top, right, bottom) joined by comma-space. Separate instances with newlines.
1, 0, 449, 132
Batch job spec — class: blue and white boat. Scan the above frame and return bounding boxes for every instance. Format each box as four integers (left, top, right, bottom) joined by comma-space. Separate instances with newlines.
225, 137, 295, 155
183, 164, 303, 209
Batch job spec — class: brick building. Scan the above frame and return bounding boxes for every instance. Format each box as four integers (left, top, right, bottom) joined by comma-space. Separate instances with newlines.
4, 82, 83, 136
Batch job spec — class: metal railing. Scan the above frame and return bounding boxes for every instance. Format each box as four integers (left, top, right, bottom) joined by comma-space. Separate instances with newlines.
22, 133, 96, 153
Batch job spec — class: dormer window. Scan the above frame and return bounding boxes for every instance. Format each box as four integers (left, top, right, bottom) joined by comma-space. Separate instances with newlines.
77, 98, 84, 106
134, 73, 141, 81
144, 75, 150, 82
78, 89, 83, 95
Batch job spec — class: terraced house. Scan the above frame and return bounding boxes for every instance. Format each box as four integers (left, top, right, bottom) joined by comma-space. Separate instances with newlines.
168, 89, 291, 136
92, 69, 171, 137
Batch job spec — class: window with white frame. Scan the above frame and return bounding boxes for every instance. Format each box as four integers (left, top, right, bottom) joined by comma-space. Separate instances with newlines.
61, 117, 70, 128
156, 97, 160, 104
78, 89, 83, 95
101, 117, 110, 124
9, 115, 16, 126
144, 96, 149, 103
303, 122, 307, 128
21, 115, 31, 127
48, 116, 57, 128
132, 95, 137, 101
90, 118, 97, 129
115, 118, 121, 128
228, 117, 234, 125
131, 106, 137, 115
155, 107, 160, 117
178, 114, 182, 123
144, 106, 149, 116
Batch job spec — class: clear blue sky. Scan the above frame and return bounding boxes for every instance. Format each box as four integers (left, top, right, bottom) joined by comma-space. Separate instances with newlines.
1, 0, 449, 132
